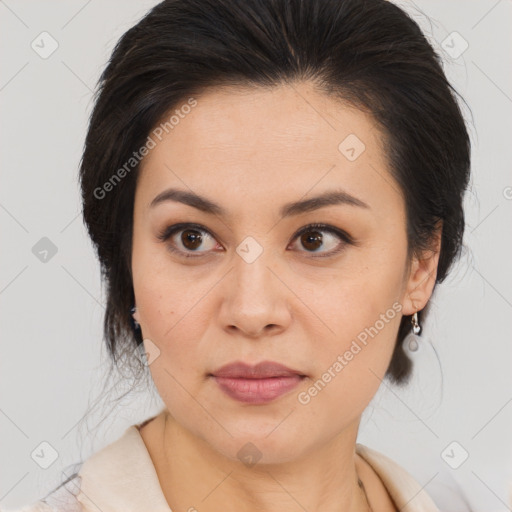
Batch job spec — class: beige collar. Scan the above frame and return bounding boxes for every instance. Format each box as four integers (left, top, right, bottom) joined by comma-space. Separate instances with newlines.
75, 421, 439, 512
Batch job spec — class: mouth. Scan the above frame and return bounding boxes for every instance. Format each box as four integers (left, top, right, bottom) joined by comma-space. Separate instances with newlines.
210, 360, 307, 379
209, 360, 307, 404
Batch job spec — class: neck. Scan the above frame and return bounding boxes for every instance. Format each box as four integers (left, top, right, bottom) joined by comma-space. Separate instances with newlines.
154, 411, 370, 512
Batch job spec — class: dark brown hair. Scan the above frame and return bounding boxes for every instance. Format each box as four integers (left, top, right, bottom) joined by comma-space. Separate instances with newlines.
79, 0, 471, 386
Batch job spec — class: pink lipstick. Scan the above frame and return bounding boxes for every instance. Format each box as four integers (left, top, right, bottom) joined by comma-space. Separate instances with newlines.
210, 361, 305, 404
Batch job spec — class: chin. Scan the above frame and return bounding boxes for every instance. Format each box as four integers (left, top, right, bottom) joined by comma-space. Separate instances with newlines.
202, 417, 312, 466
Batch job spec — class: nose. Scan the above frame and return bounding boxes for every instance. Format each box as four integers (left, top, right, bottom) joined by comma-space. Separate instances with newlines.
217, 248, 292, 339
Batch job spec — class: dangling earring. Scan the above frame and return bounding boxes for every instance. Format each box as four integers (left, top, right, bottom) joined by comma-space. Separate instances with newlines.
130, 305, 140, 330
407, 311, 421, 352
411, 311, 421, 335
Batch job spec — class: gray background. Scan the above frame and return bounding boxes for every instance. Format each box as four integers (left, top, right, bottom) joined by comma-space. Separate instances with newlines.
1, 1, 511, 510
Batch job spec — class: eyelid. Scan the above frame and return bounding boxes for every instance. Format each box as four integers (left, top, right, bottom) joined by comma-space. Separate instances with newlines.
156, 222, 354, 258
156, 222, 213, 242
291, 222, 354, 245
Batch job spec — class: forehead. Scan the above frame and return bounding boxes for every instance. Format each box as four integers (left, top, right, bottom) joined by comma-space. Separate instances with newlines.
136, 82, 402, 219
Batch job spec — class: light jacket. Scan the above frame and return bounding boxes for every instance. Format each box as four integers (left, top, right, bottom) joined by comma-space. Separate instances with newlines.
12, 416, 440, 512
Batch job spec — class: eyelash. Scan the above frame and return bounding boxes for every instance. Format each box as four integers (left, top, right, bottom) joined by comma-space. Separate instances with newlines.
156, 222, 354, 259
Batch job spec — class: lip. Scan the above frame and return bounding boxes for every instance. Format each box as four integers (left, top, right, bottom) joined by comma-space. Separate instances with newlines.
212, 361, 305, 379
210, 361, 306, 404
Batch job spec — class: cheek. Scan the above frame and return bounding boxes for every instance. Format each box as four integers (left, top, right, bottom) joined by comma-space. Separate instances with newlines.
135, 275, 210, 413
296, 279, 402, 428
135, 275, 209, 362
132, 275, 226, 399
307, 248, 405, 375
132, 227, 209, 336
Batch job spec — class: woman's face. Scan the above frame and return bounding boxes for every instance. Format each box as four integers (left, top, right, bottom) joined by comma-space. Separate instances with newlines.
131, 82, 437, 463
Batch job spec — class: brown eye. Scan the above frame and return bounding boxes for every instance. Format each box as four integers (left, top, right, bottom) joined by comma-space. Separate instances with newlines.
157, 222, 353, 260
157, 223, 219, 258
180, 229, 203, 250
300, 230, 323, 251
290, 223, 353, 257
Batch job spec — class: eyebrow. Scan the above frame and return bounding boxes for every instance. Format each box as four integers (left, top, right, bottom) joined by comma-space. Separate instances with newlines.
149, 187, 370, 218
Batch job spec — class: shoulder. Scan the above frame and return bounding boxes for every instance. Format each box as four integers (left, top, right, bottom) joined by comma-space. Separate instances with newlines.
356, 443, 440, 512
5, 413, 165, 512
74, 420, 171, 511
3, 471, 83, 512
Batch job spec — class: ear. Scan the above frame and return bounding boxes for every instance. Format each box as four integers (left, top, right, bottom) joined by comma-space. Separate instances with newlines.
132, 305, 141, 323
402, 221, 443, 316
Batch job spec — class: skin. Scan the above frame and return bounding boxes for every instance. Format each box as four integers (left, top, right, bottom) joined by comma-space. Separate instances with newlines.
131, 81, 441, 512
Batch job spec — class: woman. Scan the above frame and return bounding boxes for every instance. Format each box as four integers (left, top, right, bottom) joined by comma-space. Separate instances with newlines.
16, 0, 471, 510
